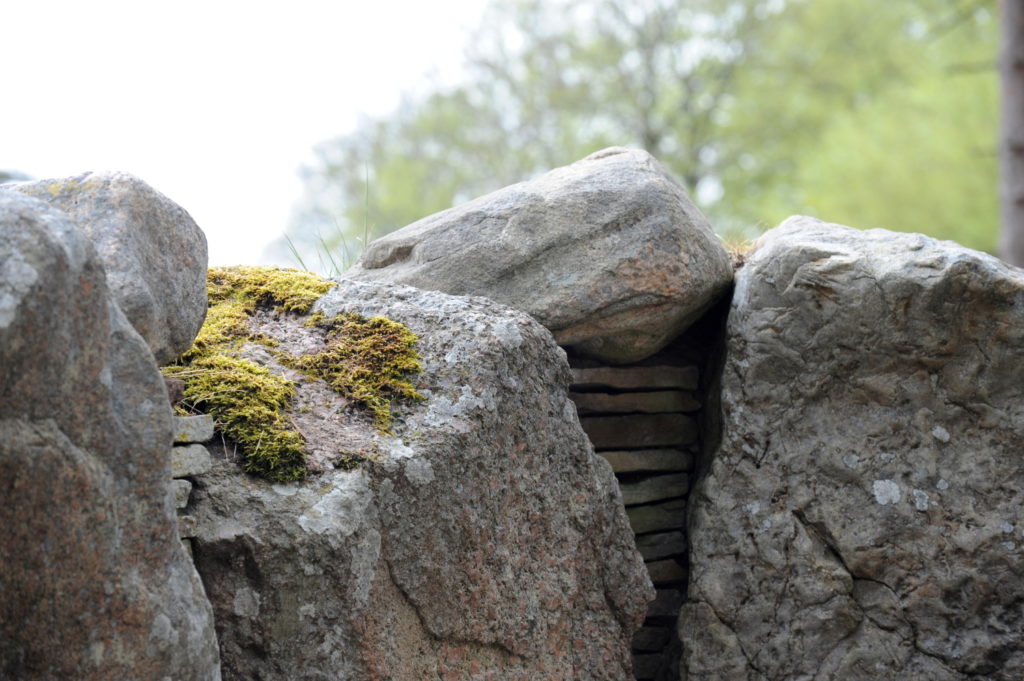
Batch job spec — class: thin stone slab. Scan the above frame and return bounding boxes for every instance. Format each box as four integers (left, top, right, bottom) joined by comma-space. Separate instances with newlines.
571, 365, 698, 391
620, 474, 690, 507
626, 497, 687, 534
570, 390, 701, 414
635, 531, 687, 562
170, 444, 212, 478
581, 414, 697, 450
172, 479, 193, 509
633, 626, 671, 652
646, 559, 687, 585
173, 414, 215, 444
178, 514, 198, 539
600, 449, 693, 474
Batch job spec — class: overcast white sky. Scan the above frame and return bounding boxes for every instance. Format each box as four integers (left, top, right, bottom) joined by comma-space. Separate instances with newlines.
1, 0, 488, 266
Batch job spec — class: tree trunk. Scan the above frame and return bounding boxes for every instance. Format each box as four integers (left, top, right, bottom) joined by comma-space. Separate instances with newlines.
999, 0, 1024, 265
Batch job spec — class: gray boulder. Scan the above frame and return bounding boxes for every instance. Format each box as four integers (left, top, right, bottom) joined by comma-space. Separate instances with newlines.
681, 216, 1024, 680
0, 192, 220, 680
10, 171, 207, 364
190, 279, 654, 680
346, 147, 732, 364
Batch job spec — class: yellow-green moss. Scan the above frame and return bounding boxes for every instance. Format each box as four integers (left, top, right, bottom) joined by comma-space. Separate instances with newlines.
165, 266, 424, 482
288, 312, 424, 431
208, 266, 335, 313
174, 354, 307, 481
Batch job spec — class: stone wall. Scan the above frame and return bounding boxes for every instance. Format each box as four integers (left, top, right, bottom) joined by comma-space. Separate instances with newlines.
566, 303, 725, 681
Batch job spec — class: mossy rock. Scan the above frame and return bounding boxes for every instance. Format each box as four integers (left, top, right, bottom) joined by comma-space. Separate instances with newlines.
164, 266, 423, 482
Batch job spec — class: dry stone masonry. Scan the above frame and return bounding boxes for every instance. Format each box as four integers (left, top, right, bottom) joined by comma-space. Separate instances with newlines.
172, 413, 215, 553
570, 345, 702, 681
5, 152, 1024, 681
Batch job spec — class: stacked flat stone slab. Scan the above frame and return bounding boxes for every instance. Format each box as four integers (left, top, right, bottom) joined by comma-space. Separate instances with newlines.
570, 341, 704, 681
172, 414, 214, 553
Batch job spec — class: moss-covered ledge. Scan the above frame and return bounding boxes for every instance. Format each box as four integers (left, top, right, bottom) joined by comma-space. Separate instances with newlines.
163, 266, 423, 482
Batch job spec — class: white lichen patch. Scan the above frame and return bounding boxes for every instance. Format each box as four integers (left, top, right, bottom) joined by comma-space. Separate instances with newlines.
297, 470, 372, 536
936, 478, 950, 491
931, 425, 951, 443
912, 489, 931, 511
349, 529, 381, 607
403, 457, 434, 486
0, 251, 38, 328
872, 479, 902, 505
842, 454, 860, 469
490, 317, 524, 348
232, 587, 260, 618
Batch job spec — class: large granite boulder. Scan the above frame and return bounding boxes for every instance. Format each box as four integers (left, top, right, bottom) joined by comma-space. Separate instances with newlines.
190, 279, 654, 680
10, 171, 207, 364
681, 216, 1024, 680
346, 147, 732, 364
0, 192, 220, 679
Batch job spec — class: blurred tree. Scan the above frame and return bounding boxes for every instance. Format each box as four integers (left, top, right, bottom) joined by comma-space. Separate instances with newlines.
999, 0, 1024, 265
0, 170, 29, 184
276, 0, 997, 269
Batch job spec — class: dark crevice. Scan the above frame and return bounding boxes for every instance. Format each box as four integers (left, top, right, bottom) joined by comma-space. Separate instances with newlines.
565, 285, 735, 679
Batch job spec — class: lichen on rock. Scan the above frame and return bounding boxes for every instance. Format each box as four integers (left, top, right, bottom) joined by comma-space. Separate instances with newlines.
163, 266, 423, 482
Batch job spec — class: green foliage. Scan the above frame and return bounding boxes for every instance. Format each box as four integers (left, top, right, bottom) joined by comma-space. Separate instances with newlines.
165, 266, 424, 482
279, 0, 997, 264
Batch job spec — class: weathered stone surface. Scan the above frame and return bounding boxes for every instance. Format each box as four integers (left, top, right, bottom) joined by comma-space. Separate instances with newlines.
174, 414, 215, 444
190, 279, 653, 681
571, 390, 701, 414
172, 479, 193, 509
571, 365, 699, 391
0, 192, 219, 680
682, 217, 1024, 681
171, 444, 213, 477
10, 171, 207, 364
599, 449, 693, 474
178, 514, 199, 539
621, 474, 691, 507
582, 414, 697, 450
346, 147, 732, 364
646, 559, 687, 585
626, 497, 687, 534
635, 531, 687, 562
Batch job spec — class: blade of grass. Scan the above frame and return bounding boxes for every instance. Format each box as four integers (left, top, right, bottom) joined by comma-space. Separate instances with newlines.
283, 233, 309, 271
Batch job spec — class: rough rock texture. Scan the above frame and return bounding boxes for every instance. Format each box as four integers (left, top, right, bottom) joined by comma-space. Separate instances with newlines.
681, 216, 1024, 680
10, 171, 208, 364
346, 147, 732, 364
190, 279, 654, 680
0, 192, 220, 680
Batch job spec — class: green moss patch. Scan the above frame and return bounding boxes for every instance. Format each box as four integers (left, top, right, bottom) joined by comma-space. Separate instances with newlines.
164, 266, 424, 482
289, 312, 423, 431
